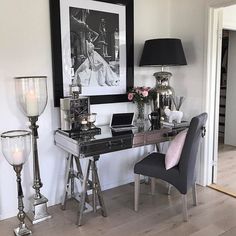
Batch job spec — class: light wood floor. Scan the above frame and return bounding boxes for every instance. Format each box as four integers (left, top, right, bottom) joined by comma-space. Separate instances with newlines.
217, 144, 236, 193
1, 181, 236, 236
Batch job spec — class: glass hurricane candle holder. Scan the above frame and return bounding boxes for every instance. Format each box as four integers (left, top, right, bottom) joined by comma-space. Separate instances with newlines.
14, 76, 51, 224
80, 114, 89, 131
1, 130, 32, 236
87, 113, 97, 129
15, 76, 47, 117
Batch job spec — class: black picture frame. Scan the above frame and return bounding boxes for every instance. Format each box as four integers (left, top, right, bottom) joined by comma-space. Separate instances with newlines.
50, 0, 134, 107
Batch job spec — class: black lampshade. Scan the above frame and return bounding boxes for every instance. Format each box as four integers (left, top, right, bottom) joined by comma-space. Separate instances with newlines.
139, 38, 187, 66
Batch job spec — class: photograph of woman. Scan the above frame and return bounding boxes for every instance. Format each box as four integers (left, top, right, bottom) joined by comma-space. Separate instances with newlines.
69, 7, 120, 88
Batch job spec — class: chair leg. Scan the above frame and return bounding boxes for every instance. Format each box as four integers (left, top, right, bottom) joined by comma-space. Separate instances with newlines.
134, 174, 140, 212
167, 184, 172, 195
151, 178, 156, 195
192, 182, 197, 206
182, 194, 188, 222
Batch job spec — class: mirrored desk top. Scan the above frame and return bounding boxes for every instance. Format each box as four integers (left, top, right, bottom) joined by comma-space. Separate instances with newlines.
54, 124, 175, 158
56, 123, 171, 142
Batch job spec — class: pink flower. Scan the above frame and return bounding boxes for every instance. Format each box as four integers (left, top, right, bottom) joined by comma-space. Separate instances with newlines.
142, 86, 148, 90
136, 88, 142, 94
142, 90, 148, 97
128, 93, 134, 101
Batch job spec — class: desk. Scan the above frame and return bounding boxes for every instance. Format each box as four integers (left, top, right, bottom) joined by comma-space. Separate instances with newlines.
54, 125, 172, 226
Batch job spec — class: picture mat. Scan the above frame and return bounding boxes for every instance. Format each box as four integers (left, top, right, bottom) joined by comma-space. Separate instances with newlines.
60, 0, 126, 96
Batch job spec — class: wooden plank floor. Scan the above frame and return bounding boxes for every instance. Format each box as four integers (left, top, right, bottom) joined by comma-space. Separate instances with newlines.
217, 144, 236, 193
1, 181, 236, 236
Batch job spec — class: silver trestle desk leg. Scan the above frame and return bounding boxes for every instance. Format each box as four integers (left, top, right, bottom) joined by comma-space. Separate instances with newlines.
77, 156, 107, 226
61, 154, 73, 210
61, 154, 90, 211
61, 154, 107, 226
77, 159, 91, 226
93, 156, 107, 217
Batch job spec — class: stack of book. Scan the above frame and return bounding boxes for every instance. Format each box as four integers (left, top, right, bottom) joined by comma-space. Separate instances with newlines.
161, 121, 190, 129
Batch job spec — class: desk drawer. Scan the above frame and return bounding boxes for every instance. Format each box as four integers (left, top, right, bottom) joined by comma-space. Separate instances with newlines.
132, 134, 145, 147
80, 136, 132, 157
145, 132, 168, 145
132, 129, 169, 147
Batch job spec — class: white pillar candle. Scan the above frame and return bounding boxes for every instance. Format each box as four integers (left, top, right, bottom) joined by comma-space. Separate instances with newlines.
81, 120, 87, 125
26, 90, 39, 116
12, 148, 24, 165
87, 115, 95, 123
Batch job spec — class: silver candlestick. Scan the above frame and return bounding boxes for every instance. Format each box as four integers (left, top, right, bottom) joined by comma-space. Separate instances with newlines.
26, 116, 51, 224
14, 76, 51, 224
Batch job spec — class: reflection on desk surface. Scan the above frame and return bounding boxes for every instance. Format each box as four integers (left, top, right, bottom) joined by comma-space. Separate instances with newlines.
111, 130, 133, 136
56, 124, 173, 143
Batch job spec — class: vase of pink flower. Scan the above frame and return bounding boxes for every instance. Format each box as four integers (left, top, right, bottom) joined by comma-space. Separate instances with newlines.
128, 86, 152, 124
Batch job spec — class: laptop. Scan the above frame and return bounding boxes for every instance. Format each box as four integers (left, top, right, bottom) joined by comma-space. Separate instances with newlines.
110, 113, 136, 131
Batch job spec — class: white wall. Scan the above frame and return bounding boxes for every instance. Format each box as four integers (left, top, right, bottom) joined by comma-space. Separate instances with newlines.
167, 0, 236, 186
134, 0, 170, 86
168, 0, 207, 119
224, 31, 236, 145
0, 0, 170, 220
223, 5, 236, 30
167, 0, 208, 184
0, 0, 61, 220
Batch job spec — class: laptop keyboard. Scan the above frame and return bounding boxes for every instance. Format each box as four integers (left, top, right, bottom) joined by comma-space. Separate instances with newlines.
111, 125, 137, 132
112, 125, 134, 128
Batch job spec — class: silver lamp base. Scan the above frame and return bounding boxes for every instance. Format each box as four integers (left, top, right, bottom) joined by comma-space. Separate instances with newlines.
27, 195, 51, 224
14, 224, 32, 236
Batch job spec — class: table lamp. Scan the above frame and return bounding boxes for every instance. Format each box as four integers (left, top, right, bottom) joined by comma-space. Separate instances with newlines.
14, 76, 51, 224
1, 130, 32, 236
139, 38, 187, 112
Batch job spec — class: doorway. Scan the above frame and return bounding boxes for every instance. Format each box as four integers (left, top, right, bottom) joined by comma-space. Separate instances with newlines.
206, 3, 236, 195
212, 29, 236, 196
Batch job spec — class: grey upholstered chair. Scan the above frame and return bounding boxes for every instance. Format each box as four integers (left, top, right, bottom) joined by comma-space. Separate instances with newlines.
134, 113, 207, 221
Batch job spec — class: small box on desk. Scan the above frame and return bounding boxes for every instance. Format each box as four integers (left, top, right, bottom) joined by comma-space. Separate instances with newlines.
58, 127, 101, 139
161, 121, 189, 137
60, 96, 90, 131
161, 120, 190, 128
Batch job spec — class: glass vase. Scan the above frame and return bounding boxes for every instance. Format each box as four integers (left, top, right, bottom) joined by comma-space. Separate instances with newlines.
136, 102, 145, 124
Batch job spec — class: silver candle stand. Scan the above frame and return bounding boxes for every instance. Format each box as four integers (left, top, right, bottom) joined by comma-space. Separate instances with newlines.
14, 76, 51, 224
26, 116, 51, 224
1, 130, 32, 235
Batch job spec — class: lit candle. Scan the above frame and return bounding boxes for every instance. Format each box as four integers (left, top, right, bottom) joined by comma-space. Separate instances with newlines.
87, 116, 95, 123
26, 90, 39, 116
87, 113, 96, 123
81, 120, 87, 125
12, 148, 24, 165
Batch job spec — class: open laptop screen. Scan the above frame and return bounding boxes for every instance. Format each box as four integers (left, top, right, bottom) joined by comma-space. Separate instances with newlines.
110, 113, 134, 127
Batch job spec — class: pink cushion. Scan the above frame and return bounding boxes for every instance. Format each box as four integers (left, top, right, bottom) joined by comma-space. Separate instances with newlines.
165, 129, 188, 170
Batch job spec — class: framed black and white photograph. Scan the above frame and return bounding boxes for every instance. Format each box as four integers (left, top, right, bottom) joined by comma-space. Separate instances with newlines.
50, 0, 133, 106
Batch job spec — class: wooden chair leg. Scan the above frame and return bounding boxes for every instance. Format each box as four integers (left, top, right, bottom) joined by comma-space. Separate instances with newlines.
134, 174, 140, 212
151, 177, 156, 195
167, 184, 172, 195
182, 194, 188, 222
192, 182, 197, 206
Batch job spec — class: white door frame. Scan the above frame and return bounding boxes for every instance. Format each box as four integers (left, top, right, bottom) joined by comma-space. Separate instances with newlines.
204, 0, 236, 185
